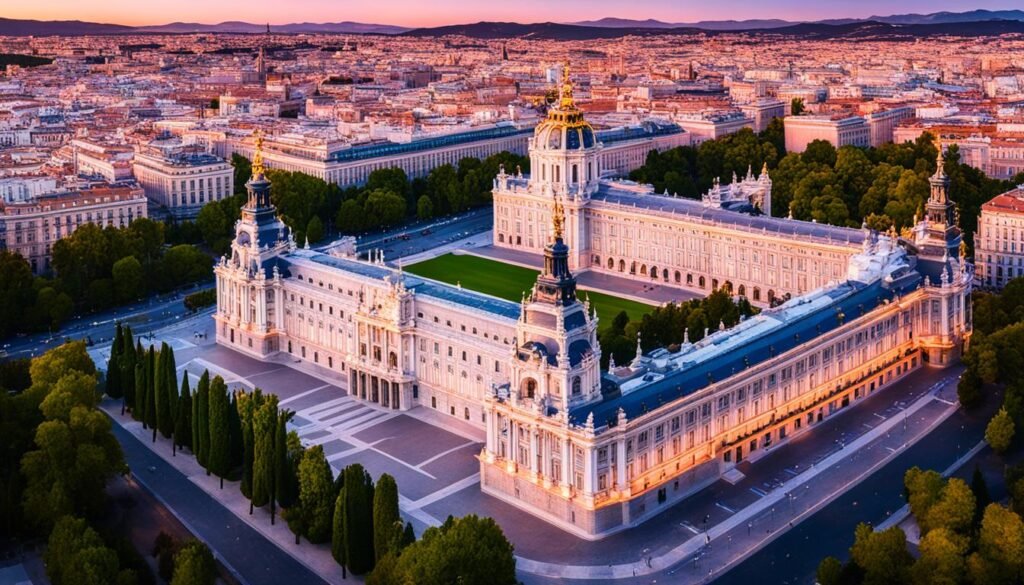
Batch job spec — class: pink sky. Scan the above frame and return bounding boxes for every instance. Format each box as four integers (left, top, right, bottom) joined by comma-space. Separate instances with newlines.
6, 0, 1021, 28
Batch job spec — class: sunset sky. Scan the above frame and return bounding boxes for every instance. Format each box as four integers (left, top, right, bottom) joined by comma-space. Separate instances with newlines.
7, 0, 1022, 28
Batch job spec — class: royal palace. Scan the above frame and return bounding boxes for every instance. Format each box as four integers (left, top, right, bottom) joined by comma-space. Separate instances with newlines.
215, 72, 972, 539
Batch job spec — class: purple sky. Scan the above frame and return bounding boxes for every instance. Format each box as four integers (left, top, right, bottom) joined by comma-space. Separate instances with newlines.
8, 0, 1021, 27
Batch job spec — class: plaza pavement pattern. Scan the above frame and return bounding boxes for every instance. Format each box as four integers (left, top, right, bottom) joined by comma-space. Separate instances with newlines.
96, 314, 967, 585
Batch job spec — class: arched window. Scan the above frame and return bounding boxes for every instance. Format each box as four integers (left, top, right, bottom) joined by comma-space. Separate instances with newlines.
608, 257, 615, 269
572, 164, 578, 184
699, 276, 706, 288
768, 290, 776, 304
663, 268, 669, 281
619, 260, 626, 272
738, 284, 746, 297
753, 287, 761, 301
522, 378, 537, 400
674, 271, 681, 283
572, 377, 582, 396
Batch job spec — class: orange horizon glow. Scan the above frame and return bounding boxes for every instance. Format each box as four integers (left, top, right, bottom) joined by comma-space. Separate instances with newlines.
4, 0, 1021, 29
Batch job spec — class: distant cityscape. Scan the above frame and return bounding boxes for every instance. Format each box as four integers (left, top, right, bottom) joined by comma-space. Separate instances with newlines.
2, 5, 1024, 585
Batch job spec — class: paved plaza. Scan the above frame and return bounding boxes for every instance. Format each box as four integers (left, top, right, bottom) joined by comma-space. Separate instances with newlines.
111, 315, 968, 585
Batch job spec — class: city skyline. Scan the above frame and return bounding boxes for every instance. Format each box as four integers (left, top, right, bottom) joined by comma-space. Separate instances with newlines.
6, 0, 1024, 28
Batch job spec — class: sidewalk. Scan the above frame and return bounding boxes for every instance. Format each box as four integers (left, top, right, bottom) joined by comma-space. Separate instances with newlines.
516, 370, 962, 582
100, 401, 350, 585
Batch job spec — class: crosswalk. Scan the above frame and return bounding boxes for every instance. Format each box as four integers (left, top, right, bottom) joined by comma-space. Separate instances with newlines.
291, 395, 398, 447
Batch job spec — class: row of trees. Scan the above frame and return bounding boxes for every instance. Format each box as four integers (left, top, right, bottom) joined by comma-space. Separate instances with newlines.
958, 279, 1024, 450
817, 465, 1000, 585
0, 217, 211, 337
598, 289, 759, 368
187, 150, 529, 255
104, 324, 517, 580
629, 128, 1023, 250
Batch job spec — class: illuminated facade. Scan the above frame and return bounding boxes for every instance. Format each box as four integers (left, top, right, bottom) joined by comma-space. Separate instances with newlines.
216, 76, 971, 540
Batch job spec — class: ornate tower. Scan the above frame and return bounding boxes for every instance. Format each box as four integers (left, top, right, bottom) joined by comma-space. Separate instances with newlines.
916, 142, 962, 260
510, 193, 602, 414
214, 130, 293, 357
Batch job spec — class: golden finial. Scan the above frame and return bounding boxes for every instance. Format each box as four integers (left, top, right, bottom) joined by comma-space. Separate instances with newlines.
559, 62, 575, 110
552, 193, 565, 240
252, 129, 265, 178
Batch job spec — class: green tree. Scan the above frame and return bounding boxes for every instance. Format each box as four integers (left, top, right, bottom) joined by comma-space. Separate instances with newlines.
969, 504, 1024, 585
105, 324, 124, 399
252, 394, 278, 511
816, 556, 843, 585
306, 216, 324, 244
365, 189, 407, 227
373, 474, 401, 561
332, 490, 346, 567
193, 371, 211, 469
958, 366, 984, 409
111, 256, 144, 303
416, 195, 434, 220
802, 139, 837, 167
388, 514, 516, 585
155, 344, 174, 439
297, 445, 335, 544
22, 402, 126, 531
849, 523, 912, 585
170, 540, 217, 585
912, 527, 967, 585
45, 516, 122, 585
0, 250, 36, 337
206, 376, 231, 488
174, 374, 192, 454
274, 409, 296, 517
238, 389, 262, 502
987, 408, 1015, 454
144, 348, 157, 441
341, 463, 375, 573
926, 478, 975, 536
336, 199, 364, 233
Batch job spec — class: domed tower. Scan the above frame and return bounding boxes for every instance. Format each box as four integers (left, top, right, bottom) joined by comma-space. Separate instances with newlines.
214, 130, 293, 357
510, 192, 602, 414
529, 64, 602, 200
528, 64, 602, 271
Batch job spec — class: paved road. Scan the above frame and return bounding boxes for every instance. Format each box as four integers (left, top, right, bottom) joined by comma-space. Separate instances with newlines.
712, 384, 1001, 585
324, 207, 492, 260
2, 280, 211, 360
111, 422, 329, 585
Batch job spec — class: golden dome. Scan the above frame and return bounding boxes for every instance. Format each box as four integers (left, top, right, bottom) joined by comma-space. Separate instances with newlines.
534, 64, 596, 152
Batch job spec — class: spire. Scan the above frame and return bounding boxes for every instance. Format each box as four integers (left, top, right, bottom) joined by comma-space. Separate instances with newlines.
251, 129, 265, 180
551, 193, 565, 242
559, 62, 576, 111
932, 136, 948, 183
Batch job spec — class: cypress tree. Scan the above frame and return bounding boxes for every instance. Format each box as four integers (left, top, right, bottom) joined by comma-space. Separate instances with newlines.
195, 371, 211, 470
252, 396, 278, 512
106, 324, 123, 399
342, 464, 375, 574
239, 389, 263, 503
174, 373, 192, 455
207, 376, 231, 489
164, 344, 178, 430
133, 362, 145, 423
299, 445, 334, 545
373, 474, 401, 561
228, 389, 243, 469
155, 344, 173, 439
273, 409, 295, 524
332, 490, 345, 569
120, 326, 136, 415
400, 521, 415, 550
146, 347, 158, 442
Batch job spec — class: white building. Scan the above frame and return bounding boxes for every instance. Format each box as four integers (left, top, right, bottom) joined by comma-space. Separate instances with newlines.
215, 72, 972, 540
133, 150, 234, 219
784, 115, 871, 153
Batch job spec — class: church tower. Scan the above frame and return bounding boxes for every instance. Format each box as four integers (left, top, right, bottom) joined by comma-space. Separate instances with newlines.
510, 192, 602, 415
214, 130, 293, 357
915, 141, 962, 260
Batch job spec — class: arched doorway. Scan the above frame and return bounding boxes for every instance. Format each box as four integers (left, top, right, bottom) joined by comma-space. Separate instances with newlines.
521, 378, 537, 400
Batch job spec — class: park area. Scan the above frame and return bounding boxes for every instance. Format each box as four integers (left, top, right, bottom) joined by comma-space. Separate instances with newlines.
404, 253, 654, 331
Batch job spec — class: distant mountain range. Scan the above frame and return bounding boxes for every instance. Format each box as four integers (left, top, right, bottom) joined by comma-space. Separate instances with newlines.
571, 9, 1024, 30
0, 18, 408, 37
401, 19, 1024, 41
2, 9, 1024, 38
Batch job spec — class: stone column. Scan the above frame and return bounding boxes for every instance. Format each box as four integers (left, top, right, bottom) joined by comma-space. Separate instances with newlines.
561, 436, 572, 497
616, 439, 627, 494
507, 419, 518, 473
529, 427, 540, 481
582, 444, 595, 497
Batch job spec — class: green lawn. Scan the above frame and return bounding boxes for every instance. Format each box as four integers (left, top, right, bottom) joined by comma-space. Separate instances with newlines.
404, 254, 654, 331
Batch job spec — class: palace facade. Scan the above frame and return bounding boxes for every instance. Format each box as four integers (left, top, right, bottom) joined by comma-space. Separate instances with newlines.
215, 72, 971, 539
